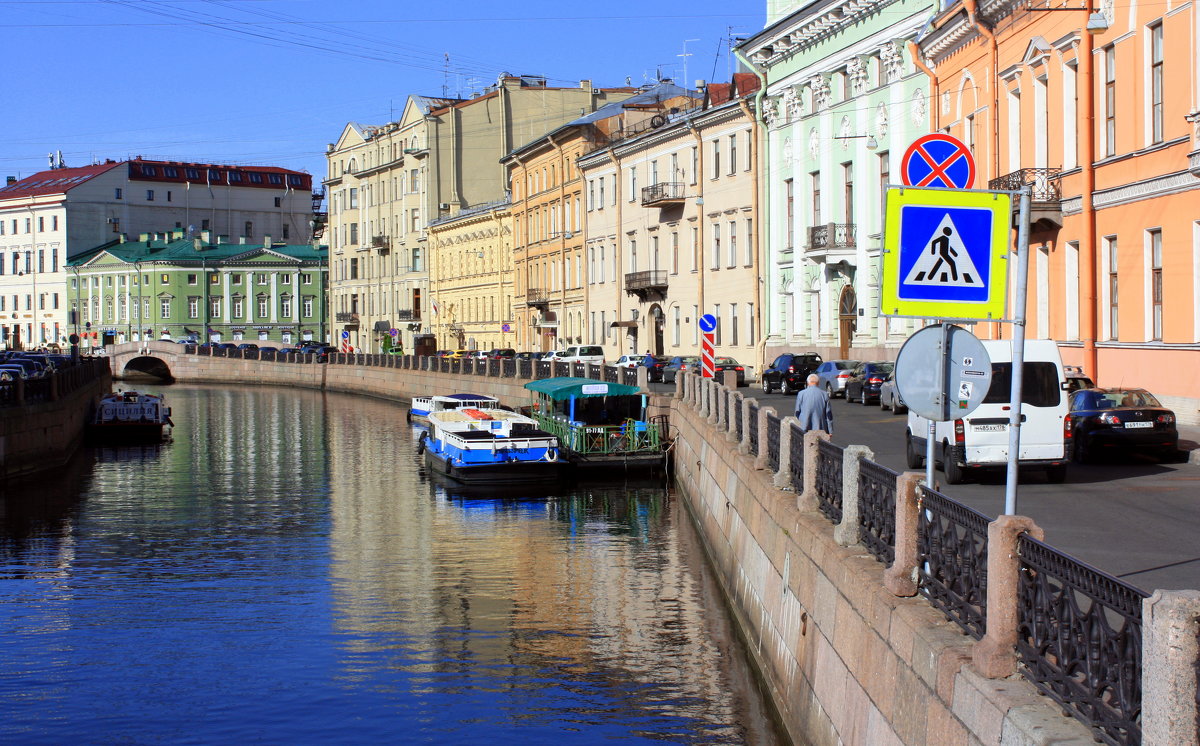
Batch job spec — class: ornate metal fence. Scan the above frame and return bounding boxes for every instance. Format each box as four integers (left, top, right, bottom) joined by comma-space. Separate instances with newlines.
917, 486, 989, 640
789, 423, 805, 492
857, 459, 898, 564
734, 400, 744, 442
765, 412, 781, 472
536, 361, 551, 378
746, 402, 760, 456
621, 367, 638, 386
815, 438, 844, 523
1016, 535, 1148, 746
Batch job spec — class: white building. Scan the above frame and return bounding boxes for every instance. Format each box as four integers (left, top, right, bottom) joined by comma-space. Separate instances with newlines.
0, 157, 315, 348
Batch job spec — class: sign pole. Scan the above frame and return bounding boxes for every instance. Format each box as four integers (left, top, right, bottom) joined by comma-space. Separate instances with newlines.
1003, 187, 1032, 516
925, 322, 949, 488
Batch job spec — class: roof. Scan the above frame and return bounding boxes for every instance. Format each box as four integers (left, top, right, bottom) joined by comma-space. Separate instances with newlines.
436, 394, 499, 401
0, 162, 123, 200
68, 233, 326, 266
524, 377, 642, 401
566, 81, 696, 127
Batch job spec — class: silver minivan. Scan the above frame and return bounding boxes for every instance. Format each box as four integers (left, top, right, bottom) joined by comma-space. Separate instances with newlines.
905, 339, 1071, 484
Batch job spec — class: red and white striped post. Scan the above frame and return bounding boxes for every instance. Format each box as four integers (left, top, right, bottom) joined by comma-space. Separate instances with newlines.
698, 313, 717, 379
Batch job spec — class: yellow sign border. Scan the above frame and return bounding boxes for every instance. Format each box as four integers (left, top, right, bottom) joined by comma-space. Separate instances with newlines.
880, 187, 1013, 320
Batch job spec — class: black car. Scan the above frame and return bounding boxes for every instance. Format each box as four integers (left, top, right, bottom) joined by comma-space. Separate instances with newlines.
661, 355, 701, 384
760, 352, 823, 395
709, 357, 747, 386
844, 362, 894, 405
1068, 388, 1179, 463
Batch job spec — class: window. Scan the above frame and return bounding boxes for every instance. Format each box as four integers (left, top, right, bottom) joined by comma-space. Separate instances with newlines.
745, 218, 754, 265
671, 231, 679, 274
629, 166, 637, 200
281, 297, 292, 317
731, 304, 739, 346
257, 273, 268, 286
301, 273, 312, 284
232, 273, 242, 285
115, 188, 123, 200
784, 179, 794, 249
38, 216, 44, 232
728, 135, 737, 175
161, 273, 170, 285
303, 297, 313, 317
349, 222, 358, 245
410, 209, 420, 233
188, 297, 199, 319
690, 147, 698, 185
1104, 46, 1116, 157
714, 304, 722, 345
258, 297, 268, 318
810, 172, 822, 226
244, 221, 253, 238
211, 298, 221, 318
1150, 23, 1163, 144
210, 273, 220, 285
598, 176, 605, 207
146, 190, 154, 201
673, 306, 681, 346
728, 221, 737, 267
711, 140, 721, 179
711, 224, 720, 269
166, 191, 172, 202
160, 298, 171, 318
842, 162, 854, 224
187, 274, 198, 285
1150, 229, 1162, 340
233, 298, 243, 318
1106, 236, 1119, 339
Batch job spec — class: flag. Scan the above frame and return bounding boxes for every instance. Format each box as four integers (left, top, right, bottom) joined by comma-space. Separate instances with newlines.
430, 297, 440, 316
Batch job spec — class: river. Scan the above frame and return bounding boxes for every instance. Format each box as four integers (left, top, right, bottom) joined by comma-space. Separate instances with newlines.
0, 384, 785, 744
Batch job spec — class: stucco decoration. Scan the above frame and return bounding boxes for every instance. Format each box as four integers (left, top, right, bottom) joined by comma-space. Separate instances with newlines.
1100, 0, 1115, 27
783, 136, 793, 162
811, 75, 830, 110
911, 89, 927, 126
942, 91, 951, 116
847, 57, 868, 96
808, 128, 820, 159
763, 95, 781, 128
876, 102, 890, 138
838, 117, 853, 149
880, 42, 904, 82
782, 86, 800, 123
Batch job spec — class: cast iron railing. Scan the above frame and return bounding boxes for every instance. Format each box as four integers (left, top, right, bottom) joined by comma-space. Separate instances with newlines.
640, 181, 685, 206
815, 438, 844, 523
766, 412, 781, 472
857, 458, 898, 564
501, 359, 515, 377
807, 223, 855, 250
621, 367, 637, 386
918, 486, 989, 640
603, 365, 618, 383
518, 360, 532, 379
533, 415, 663, 455
536, 361, 551, 378
734, 400, 744, 442
988, 167, 1063, 203
1016, 535, 1148, 746
746, 402, 760, 456
789, 422, 805, 492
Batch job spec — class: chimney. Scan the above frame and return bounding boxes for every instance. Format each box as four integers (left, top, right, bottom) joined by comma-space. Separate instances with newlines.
580, 79, 592, 91
193, 238, 204, 251
119, 233, 127, 243
5, 176, 14, 185
138, 232, 150, 242
201, 229, 211, 243
263, 235, 272, 247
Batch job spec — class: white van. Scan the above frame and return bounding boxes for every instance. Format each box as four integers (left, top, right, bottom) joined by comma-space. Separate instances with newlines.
556, 345, 606, 365
905, 339, 1072, 484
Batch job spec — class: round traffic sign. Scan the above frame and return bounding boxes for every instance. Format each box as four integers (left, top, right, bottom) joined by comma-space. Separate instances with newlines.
901, 134, 975, 189
894, 324, 992, 421
389, 328, 399, 337
698, 314, 717, 333
341, 330, 350, 340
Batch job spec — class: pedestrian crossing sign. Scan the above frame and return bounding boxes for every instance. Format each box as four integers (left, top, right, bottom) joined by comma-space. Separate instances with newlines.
880, 186, 1012, 320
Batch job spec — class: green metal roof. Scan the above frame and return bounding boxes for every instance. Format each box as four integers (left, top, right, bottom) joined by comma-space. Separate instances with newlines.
68, 234, 327, 266
524, 377, 641, 401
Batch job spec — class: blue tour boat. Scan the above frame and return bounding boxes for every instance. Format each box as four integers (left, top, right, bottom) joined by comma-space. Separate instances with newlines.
419, 407, 566, 484
408, 392, 499, 422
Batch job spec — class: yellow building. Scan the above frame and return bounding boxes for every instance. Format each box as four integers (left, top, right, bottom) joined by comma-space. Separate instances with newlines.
427, 201, 514, 352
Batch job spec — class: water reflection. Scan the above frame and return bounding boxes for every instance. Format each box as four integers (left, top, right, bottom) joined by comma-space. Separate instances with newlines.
1, 385, 782, 744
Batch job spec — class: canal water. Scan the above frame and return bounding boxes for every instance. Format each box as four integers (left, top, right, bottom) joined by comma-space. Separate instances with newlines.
0, 384, 784, 744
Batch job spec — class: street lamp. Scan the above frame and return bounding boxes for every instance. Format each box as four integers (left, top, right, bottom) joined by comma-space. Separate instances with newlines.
833, 134, 879, 150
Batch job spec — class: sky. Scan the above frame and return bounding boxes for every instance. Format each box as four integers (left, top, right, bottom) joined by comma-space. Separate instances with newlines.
2, 0, 765, 188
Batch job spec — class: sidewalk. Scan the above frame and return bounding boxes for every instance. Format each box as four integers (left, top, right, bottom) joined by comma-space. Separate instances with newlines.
1180, 424, 1200, 464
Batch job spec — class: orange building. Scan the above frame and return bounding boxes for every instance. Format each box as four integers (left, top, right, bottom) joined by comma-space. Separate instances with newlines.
917, 0, 1200, 420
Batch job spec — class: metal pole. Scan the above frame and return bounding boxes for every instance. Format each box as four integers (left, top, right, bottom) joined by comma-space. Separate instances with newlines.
1003, 187, 1032, 515
925, 322, 948, 488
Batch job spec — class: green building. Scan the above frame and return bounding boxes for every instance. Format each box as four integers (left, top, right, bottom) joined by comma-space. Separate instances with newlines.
67, 229, 328, 347
739, 0, 935, 361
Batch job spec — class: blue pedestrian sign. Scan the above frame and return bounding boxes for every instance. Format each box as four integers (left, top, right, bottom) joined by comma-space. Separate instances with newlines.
698, 314, 717, 333
881, 187, 1012, 320
341, 330, 350, 340
901, 134, 976, 189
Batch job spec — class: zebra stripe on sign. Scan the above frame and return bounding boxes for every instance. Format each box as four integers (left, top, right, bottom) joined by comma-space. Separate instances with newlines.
701, 332, 715, 378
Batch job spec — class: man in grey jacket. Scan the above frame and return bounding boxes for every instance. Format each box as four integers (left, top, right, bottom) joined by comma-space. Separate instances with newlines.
794, 373, 834, 435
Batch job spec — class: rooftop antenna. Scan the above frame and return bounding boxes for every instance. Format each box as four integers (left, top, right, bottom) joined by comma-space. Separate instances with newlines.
679, 39, 700, 92
442, 53, 450, 97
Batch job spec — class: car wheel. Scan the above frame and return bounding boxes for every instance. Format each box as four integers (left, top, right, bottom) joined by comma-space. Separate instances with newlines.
825, 383, 834, 399
905, 430, 924, 469
942, 442, 966, 485
1045, 464, 1067, 483
761, 377, 772, 394
891, 397, 904, 416
780, 378, 793, 396
861, 391, 871, 406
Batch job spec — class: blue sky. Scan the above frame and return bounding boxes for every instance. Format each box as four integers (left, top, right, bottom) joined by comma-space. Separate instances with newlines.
2, 1, 764, 186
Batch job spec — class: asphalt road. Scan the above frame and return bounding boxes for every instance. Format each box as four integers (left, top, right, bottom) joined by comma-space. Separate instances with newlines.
651, 380, 1200, 594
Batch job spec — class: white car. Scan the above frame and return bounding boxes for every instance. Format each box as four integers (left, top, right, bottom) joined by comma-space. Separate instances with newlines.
541, 350, 564, 361
615, 355, 646, 369
556, 345, 605, 365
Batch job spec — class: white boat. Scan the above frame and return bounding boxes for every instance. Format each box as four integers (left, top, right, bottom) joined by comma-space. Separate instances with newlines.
88, 390, 173, 442
408, 392, 499, 422
419, 407, 565, 484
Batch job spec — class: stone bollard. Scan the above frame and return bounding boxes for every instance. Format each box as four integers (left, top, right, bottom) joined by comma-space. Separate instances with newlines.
883, 472, 922, 597
774, 416, 800, 490
721, 369, 739, 390
834, 445, 874, 547
972, 514, 1045, 678
1142, 589, 1200, 746
674, 371, 684, 400
714, 385, 728, 429
636, 365, 648, 390
707, 381, 722, 426
797, 430, 830, 513
754, 406, 776, 471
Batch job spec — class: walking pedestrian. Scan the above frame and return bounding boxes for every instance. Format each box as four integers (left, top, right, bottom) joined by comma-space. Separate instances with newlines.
794, 373, 834, 435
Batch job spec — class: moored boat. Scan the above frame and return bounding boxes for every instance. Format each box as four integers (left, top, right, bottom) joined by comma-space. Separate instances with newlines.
419, 407, 565, 484
523, 378, 666, 473
88, 390, 173, 443
408, 392, 499, 422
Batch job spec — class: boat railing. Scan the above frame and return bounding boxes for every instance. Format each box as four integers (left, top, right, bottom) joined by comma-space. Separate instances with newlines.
533, 414, 663, 454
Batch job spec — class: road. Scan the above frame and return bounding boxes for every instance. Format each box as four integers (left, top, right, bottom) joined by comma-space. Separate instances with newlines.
651, 380, 1200, 593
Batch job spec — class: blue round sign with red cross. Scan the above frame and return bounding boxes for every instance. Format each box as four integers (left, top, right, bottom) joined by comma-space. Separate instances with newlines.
901, 134, 975, 189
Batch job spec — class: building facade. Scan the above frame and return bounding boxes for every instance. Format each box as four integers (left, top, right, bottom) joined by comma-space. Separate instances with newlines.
739, 0, 935, 362
917, 0, 1200, 417
0, 158, 315, 349
325, 76, 637, 356
426, 201, 514, 352
67, 229, 327, 347
577, 79, 760, 364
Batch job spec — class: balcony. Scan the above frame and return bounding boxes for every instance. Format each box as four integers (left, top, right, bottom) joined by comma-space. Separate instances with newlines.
624, 270, 668, 300
371, 234, 390, 252
526, 288, 549, 308
640, 182, 685, 207
988, 168, 1063, 230
396, 309, 419, 321
336, 311, 359, 327
807, 223, 856, 251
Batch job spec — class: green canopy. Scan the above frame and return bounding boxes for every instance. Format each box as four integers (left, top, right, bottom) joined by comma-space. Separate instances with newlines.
524, 377, 641, 402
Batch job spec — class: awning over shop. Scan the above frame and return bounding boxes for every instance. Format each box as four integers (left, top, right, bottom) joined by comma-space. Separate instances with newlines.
524, 377, 641, 402
609, 320, 638, 328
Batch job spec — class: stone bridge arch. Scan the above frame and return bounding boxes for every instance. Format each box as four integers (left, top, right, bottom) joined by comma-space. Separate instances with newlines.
107, 341, 180, 382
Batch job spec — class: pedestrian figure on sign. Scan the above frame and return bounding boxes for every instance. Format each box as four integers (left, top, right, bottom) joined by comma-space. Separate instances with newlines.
921, 226, 959, 283
794, 373, 833, 435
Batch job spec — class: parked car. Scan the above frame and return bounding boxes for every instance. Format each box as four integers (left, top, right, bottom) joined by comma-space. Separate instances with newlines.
1064, 365, 1095, 394
487, 348, 516, 360
878, 370, 907, 415
710, 357, 747, 386
760, 352, 823, 395
236, 343, 259, 351
540, 350, 564, 361
449, 349, 473, 359
614, 355, 642, 369
514, 351, 540, 362
557, 345, 605, 365
314, 346, 339, 362
845, 362, 894, 405
661, 356, 701, 384
1069, 388, 1179, 463
814, 360, 859, 398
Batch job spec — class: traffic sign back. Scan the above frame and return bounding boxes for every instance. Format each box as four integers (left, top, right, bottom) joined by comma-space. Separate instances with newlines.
901, 134, 975, 189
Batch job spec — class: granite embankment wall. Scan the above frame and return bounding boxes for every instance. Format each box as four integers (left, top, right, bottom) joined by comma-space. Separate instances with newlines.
1, 361, 111, 481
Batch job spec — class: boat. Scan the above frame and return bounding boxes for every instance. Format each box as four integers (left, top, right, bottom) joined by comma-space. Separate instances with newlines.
408, 392, 500, 422
88, 390, 173, 442
523, 377, 667, 473
419, 407, 566, 484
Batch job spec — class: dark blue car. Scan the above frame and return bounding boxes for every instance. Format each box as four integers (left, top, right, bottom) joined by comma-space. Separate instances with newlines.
1068, 388, 1179, 463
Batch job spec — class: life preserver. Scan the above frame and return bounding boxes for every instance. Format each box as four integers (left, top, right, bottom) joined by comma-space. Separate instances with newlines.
544, 449, 559, 462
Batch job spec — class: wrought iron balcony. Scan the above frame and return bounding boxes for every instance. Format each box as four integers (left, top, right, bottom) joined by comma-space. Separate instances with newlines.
640, 182, 685, 207
370, 234, 390, 251
988, 168, 1063, 203
526, 288, 549, 307
336, 311, 359, 326
396, 309, 418, 321
624, 270, 668, 300
807, 223, 856, 251
448, 322, 463, 332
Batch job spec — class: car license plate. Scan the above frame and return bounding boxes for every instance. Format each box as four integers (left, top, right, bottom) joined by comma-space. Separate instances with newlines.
1124, 421, 1153, 429
974, 424, 1006, 432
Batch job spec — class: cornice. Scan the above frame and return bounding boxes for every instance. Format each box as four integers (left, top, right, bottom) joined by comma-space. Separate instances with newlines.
745, 0, 908, 67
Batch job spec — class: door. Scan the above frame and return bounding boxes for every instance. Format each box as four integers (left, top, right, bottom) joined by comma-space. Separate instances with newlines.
649, 304, 665, 356
838, 286, 857, 359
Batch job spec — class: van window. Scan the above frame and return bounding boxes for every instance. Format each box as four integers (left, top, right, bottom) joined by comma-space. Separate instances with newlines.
983, 363, 1062, 407
578, 346, 602, 355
